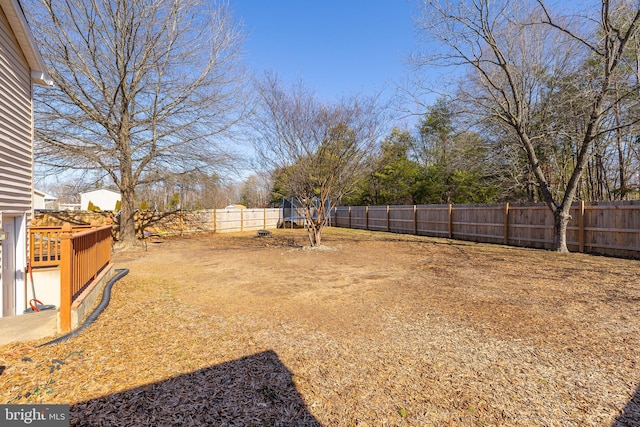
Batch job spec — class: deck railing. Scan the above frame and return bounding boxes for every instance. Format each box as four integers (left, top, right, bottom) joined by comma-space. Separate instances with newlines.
57, 223, 113, 332
29, 224, 92, 268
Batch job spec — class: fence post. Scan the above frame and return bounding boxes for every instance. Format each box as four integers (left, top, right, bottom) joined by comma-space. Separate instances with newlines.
387, 205, 391, 232
241, 208, 244, 232
414, 205, 418, 235
578, 200, 585, 253
503, 203, 510, 245
263, 208, 267, 229
213, 209, 217, 233
59, 222, 73, 333
348, 206, 352, 228
448, 204, 453, 239
89, 220, 97, 279
365, 206, 369, 230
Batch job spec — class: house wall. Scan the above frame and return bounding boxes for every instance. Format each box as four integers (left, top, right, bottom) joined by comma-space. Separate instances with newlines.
29, 269, 60, 308
0, 5, 34, 316
0, 5, 33, 215
0, 215, 3, 314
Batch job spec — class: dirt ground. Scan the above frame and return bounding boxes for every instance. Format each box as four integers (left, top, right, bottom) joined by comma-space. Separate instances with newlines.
1, 227, 640, 426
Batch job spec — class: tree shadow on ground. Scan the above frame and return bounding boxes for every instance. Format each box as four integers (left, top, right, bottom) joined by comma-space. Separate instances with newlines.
613, 383, 640, 426
70, 350, 321, 426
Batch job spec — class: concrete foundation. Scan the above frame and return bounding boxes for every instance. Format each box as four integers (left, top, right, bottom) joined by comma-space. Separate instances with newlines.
64, 263, 115, 333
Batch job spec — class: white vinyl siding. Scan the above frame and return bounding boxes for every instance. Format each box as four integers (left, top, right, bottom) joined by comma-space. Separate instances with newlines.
0, 5, 33, 215
0, 213, 2, 290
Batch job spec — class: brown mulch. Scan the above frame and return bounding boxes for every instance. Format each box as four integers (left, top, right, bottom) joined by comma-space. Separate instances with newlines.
1, 227, 639, 426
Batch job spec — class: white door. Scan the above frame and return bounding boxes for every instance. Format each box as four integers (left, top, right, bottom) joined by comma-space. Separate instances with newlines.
1, 216, 16, 316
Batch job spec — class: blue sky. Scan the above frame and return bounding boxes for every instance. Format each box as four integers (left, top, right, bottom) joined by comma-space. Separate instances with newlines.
229, 1, 419, 103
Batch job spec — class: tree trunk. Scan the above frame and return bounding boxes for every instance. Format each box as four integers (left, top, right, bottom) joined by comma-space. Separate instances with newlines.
306, 218, 323, 247
117, 146, 137, 247
552, 207, 571, 252
617, 135, 626, 199
614, 85, 627, 200
118, 186, 137, 247
307, 226, 322, 247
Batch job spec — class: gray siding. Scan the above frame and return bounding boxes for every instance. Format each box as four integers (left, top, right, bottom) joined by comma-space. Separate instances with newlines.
0, 5, 33, 215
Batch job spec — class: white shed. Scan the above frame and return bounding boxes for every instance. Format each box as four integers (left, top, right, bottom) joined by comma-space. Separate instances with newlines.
80, 189, 121, 211
33, 189, 57, 210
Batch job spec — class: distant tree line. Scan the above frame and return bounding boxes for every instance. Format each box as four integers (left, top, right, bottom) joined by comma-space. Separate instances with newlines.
269, 90, 640, 209
336, 93, 640, 207
135, 171, 272, 210
43, 170, 272, 211
340, 100, 504, 206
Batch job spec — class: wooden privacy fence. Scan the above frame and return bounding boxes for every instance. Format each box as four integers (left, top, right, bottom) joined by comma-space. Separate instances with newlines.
59, 223, 113, 332
140, 208, 283, 236
331, 201, 640, 259
209, 208, 282, 232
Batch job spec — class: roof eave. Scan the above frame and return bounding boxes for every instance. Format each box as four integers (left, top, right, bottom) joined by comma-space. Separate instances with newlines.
1, 0, 53, 86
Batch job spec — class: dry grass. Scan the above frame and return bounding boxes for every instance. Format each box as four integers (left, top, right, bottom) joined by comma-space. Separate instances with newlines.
1, 227, 639, 426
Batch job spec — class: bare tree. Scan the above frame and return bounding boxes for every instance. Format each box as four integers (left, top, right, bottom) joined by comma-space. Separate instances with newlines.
252, 74, 389, 246
414, 0, 640, 251
27, 0, 249, 246
240, 174, 272, 208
